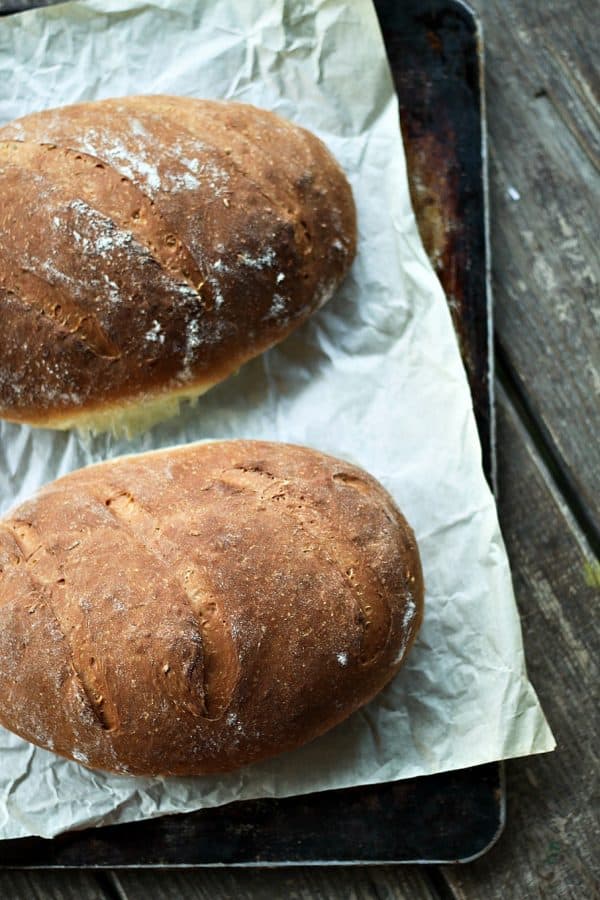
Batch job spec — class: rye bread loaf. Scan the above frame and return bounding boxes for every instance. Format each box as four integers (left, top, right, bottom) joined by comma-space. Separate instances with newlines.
0, 441, 423, 776
0, 96, 356, 433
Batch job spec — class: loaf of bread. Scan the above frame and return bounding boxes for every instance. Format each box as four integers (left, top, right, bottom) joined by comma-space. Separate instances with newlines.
0, 97, 356, 433
0, 441, 423, 776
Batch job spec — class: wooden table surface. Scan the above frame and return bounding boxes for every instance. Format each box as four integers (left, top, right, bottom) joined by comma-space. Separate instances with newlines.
1, 0, 598, 897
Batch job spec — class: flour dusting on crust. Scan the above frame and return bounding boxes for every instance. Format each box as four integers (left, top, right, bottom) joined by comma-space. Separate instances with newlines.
0, 96, 357, 430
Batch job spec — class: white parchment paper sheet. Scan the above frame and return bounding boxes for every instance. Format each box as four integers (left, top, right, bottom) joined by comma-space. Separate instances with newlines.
0, 0, 554, 840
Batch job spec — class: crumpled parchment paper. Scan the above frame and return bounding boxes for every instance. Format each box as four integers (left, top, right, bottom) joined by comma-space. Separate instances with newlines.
0, 0, 554, 841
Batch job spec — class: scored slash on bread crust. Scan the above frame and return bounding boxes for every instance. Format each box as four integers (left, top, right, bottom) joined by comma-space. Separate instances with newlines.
0, 441, 423, 777
0, 96, 356, 433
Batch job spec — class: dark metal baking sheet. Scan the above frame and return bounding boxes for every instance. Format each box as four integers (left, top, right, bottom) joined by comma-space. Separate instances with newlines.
0, 0, 503, 866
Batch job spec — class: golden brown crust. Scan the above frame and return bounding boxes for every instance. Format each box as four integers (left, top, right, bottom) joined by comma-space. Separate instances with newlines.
0, 97, 356, 431
0, 441, 423, 776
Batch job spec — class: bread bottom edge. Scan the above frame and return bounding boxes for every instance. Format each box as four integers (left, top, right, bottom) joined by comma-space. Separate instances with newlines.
1, 375, 225, 437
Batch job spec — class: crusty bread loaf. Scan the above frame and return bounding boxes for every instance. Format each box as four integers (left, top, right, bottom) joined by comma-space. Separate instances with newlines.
0, 441, 423, 776
0, 97, 356, 433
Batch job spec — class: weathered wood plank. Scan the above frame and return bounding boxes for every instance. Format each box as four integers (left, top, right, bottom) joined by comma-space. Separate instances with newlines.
112, 866, 440, 900
441, 385, 599, 899
470, 0, 600, 542
0, 871, 109, 899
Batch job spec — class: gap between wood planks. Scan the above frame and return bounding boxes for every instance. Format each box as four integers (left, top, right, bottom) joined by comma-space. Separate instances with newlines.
478, 0, 600, 545
496, 343, 600, 561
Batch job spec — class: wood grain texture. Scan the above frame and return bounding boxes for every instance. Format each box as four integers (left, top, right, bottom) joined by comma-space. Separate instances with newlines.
472, 0, 600, 542
441, 386, 600, 899
112, 867, 440, 900
0, 871, 109, 899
